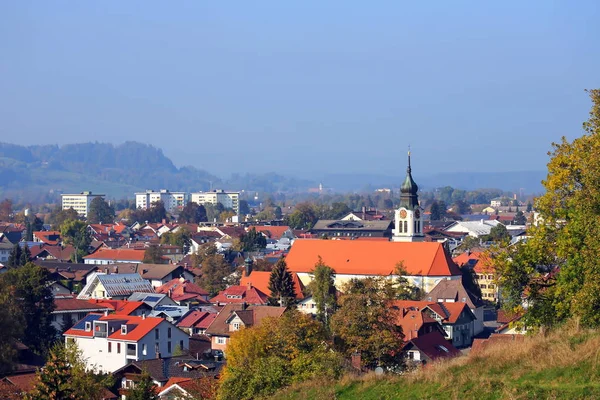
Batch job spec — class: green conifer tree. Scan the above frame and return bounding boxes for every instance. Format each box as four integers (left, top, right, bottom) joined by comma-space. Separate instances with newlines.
268, 258, 297, 307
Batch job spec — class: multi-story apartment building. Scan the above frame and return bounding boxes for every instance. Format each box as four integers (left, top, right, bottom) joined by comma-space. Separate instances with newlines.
135, 190, 186, 214
190, 190, 240, 215
61, 191, 105, 217
64, 314, 189, 373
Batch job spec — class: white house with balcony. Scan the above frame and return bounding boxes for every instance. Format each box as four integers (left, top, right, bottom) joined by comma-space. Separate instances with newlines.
64, 313, 189, 373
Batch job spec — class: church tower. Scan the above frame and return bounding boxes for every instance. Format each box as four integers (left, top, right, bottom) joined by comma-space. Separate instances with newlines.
392, 151, 424, 242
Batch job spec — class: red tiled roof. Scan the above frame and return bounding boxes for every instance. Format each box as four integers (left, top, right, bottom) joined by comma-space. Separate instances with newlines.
83, 248, 146, 262
86, 299, 146, 315
209, 285, 269, 305
54, 297, 111, 312
452, 251, 494, 274
33, 231, 61, 246
64, 314, 164, 342
286, 240, 461, 277
391, 300, 473, 324
247, 226, 291, 240
1, 373, 38, 392
156, 278, 209, 303
240, 271, 305, 300
404, 331, 461, 360
177, 310, 217, 329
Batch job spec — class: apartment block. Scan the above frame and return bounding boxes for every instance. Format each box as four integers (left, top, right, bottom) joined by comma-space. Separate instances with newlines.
135, 190, 186, 214
61, 191, 105, 217
190, 190, 240, 215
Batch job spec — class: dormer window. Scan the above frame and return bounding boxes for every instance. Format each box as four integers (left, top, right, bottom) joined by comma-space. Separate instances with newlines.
233, 322, 240, 331
85, 322, 91, 332
121, 325, 127, 335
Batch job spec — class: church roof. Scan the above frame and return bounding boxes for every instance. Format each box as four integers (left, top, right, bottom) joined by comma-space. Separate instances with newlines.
400, 152, 419, 209
285, 240, 461, 277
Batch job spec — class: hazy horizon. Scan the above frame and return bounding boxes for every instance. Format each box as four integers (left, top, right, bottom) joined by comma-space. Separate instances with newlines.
2, 2, 599, 177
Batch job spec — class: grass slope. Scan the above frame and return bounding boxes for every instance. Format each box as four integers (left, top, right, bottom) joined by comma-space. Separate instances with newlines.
270, 323, 600, 400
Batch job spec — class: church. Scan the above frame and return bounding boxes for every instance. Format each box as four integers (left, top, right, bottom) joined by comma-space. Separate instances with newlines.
286, 152, 462, 292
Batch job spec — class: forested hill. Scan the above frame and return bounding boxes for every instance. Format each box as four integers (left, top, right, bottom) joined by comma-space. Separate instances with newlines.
0, 142, 314, 201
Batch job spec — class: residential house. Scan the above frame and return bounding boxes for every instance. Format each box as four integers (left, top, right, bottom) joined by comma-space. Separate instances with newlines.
77, 272, 155, 300
112, 356, 222, 395
393, 305, 446, 341
239, 268, 305, 301
88, 299, 153, 317
209, 284, 269, 306
340, 208, 389, 221
246, 225, 295, 241
453, 251, 499, 303
310, 219, 394, 239
424, 279, 485, 336
285, 240, 462, 293
83, 248, 146, 265
29, 244, 75, 262
0, 239, 12, 263
205, 304, 286, 353
32, 231, 62, 246
496, 310, 526, 334
127, 292, 178, 309
403, 331, 461, 364
392, 300, 476, 348
52, 296, 112, 335
156, 278, 210, 306
443, 219, 503, 238
177, 310, 218, 336
150, 305, 191, 324
157, 377, 220, 400
64, 314, 189, 373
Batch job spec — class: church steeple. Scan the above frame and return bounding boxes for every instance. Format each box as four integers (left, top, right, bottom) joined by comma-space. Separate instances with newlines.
400, 150, 419, 209
392, 149, 424, 242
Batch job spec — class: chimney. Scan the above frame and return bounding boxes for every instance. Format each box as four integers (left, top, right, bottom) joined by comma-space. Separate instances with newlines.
247, 281, 252, 290
351, 352, 362, 371
162, 218, 167, 225
168, 289, 173, 298
241, 301, 247, 310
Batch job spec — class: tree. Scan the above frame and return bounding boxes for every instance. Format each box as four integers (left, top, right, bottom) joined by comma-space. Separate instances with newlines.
87, 197, 115, 224
493, 89, 600, 329
127, 371, 158, 400
6, 243, 22, 268
239, 200, 251, 216
1, 263, 55, 356
196, 253, 231, 296
513, 210, 527, 225
429, 201, 441, 220
47, 207, 79, 230
0, 199, 12, 221
240, 228, 267, 252
253, 258, 274, 272
285, 202, 318, 230
179, 202, 208, 223
307, 258, 337, 326
487, 224, 511, 243
0, 276, 25, 375
143, 245, 166, 264
19, 244, 31, 266
328, 202, 351, 219
219, 311, 342, 400
394, 263, 424, 300
454, 199, 471, 215
27, 343, 114, 400
60, 219, 91, 262
268, 258, 297, 307
331, 277, 404, 368
526, 201, 533, 212
456, 236, 481, 253
160, 229, 192, 254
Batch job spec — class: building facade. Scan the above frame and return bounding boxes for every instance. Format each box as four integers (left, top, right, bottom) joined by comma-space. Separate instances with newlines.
61, 192, 105, 217
135, 190, 186, 214
190, 190, 240, 215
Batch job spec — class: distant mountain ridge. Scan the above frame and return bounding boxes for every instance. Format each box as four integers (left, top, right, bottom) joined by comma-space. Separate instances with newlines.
0, 141, 545, 202
0, 141, 314, 200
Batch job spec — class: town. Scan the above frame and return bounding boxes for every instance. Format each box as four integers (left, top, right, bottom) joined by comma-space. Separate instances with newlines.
0, 152, 538, 399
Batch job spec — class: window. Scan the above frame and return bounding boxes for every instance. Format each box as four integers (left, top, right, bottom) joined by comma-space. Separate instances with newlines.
217, 337, 226, 344
167, 342, 172, 353
155, 328, 159, 340
121, 325, 127, 335
403, 221, 408, 232
108, 342, 112, 353
168, 327, 172, 339
233, 323, 240, 331
142, 344, 147, 355
85, 322, 91, 331
179, 340, 184, 351
117, 343, 121, 354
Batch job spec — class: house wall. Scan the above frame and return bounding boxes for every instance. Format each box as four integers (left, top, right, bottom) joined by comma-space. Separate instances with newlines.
84, 258, 143, 265
66, 320, 189, 373
296, 272, 461, 294
297, 297, 317, 315
475, 273, 498, 303
211, 335, 229, 353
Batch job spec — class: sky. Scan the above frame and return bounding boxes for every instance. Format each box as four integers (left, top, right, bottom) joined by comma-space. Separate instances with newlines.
1, 1, 599, 179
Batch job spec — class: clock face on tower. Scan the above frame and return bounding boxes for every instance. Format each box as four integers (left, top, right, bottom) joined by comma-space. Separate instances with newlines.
415, 209, 421, 218
399, 209, 407, 219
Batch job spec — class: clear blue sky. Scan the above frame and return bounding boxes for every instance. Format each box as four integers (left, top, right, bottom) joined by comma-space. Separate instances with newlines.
1, 1, 599, 178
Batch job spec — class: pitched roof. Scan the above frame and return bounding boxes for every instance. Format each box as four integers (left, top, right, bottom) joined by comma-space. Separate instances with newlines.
209, 285, 269, 305
138, 264, 182, 280
285, 240, 461, 277
33, 231, 61, 245
404, 331, 461, 360
391, 300, 474, 324
311, 219, 393, 232
86, 299, 148, 315
393, 307, 440, 341
156, 278, 209, 303
77, 273, 155, 299
54, 297, 112, 313
0, 373, 38, 392
205, 304, 286, 337
240, 271, 305, 300
425, 279, 484, 309
452, 251, 494, 274
64, 314, 165, 342
247, 226, 292, 240
83, 248, 146, 262
113, 356, 222, 384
